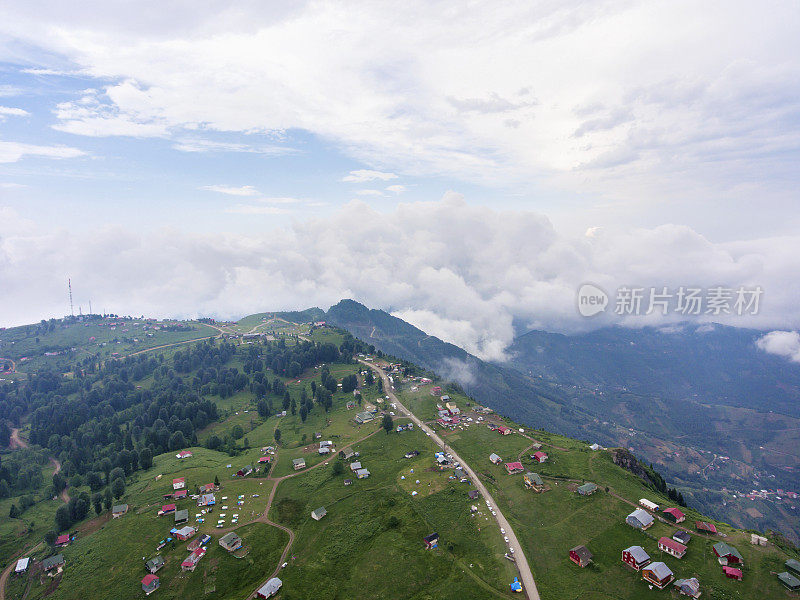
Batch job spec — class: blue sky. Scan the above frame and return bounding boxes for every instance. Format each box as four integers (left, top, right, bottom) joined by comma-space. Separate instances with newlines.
1, 1, 799, 359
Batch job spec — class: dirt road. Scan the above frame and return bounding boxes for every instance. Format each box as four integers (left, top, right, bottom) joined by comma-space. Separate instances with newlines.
9, 428, 28, 450
360, 360, 541, 600
222, 427, 381, 599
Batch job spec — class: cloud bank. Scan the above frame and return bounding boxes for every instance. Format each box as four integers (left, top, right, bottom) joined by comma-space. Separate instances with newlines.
0, 0, 798, 223
757, 331, 800, 364
2, 195, 799, 361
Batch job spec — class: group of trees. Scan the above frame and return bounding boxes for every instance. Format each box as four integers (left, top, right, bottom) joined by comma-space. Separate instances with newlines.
2, 326, 375, 537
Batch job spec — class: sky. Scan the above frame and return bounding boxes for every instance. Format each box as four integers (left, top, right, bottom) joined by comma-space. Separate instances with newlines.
1, 1, 799, 360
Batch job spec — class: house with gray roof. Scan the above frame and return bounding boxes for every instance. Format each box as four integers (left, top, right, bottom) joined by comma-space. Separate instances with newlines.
41, 554, 65, 572
642, 561, 674, 589
577, 482, 598, 496
311, 507, 327, 520
674, 577, 701, 598
174, 509, 189, 524
621, 545, 651, 570
778, 571, 800, 591
257, 577, 283, 598
355, 411, 374, 424
219, 532, 242, 552
626, 508, 655, 530
145, 556, 165, 573
786, 558, 800, 576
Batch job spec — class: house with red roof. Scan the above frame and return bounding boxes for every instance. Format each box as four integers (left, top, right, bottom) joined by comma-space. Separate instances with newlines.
663, 507, 686, 523
695, 521, 717, 534
181, 547, 206, 572
159, 503, 176, 515
497, 426, 512, 435
532, 451, 548, 463
141, 574, 160, 595
176, 450, 193, 459
258, 456, 271, 464
505, 462, 524, 474
723, 566, 743, 580
658, 536, 687, 559
172, 477, 185, 490
174, 489, 187, 500
55, 534, 70, 547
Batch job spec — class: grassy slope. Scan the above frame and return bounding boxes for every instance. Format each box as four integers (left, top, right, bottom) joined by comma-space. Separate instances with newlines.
270, 428, 518, 600
6, 319, 799, 600
7, 350, 517, 600
0, 318, 219, 376
395, 384, 798, 600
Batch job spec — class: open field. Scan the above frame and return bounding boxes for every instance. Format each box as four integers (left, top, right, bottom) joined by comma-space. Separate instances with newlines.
270, 427, 518, 600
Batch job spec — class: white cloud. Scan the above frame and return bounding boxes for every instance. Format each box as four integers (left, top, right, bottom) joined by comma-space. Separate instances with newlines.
20, 68, 80, 76
173, 138, 294, 155
0, 0, 796, 236
225, 204, 290, 215
0, 140, 85, 163
385, 185, 406, 194
756, 331, 800, 363
0, 106, 29, 118
0, 182, 27, 188
52, 87, 169, 137
355, 189, 384, 197
342, 170, 398, 183
2, 195, 799, 361
200, 185, 260, 197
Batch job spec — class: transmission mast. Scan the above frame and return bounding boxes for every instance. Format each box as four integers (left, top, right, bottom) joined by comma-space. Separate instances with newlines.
68, 278, 74, 317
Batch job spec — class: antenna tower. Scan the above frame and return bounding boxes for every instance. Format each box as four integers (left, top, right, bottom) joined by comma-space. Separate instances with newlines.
68, 278, 74, 317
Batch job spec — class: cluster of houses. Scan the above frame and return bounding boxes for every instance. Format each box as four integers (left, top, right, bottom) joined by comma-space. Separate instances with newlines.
778, 559, 800, 591
349, 460, 371, 479
318, 439, 335, 455
571, 491, 773, 596
435, 451, 457, 471
140, 531, 215, 594
490, 424, 512, 435
436, 399, 462, 428
14, 554, 66, 578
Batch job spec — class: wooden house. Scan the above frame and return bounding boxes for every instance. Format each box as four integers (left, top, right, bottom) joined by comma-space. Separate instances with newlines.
658, 536, 687, 559
523, 472, 544, 491
141, 574, 160, 595
621, 546, 651, 571
663, 507, 685, 523
569, 545, 592, 567
642, 562, 674, 589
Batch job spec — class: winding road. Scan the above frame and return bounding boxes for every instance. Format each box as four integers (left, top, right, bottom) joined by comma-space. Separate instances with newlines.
360, 360, 542, 600
9, 428, 28, 450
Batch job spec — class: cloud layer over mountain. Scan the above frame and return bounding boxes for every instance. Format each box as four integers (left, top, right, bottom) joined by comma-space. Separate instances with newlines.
3, 195, 798, 360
